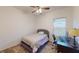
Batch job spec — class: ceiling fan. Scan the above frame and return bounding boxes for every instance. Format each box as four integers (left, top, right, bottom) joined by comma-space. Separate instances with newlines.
30, 6, 50, 14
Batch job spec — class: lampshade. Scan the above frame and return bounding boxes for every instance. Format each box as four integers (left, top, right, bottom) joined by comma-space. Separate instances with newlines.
68, 29, 79, 36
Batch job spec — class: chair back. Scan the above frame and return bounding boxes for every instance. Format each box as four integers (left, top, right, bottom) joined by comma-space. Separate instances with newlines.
52, 34, 56, 42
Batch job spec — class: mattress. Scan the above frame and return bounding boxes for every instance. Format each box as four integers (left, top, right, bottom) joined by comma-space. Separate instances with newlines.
22, 33, 48, 52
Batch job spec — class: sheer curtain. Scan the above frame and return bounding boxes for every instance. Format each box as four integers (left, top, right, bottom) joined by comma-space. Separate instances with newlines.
53, 18, 66, 36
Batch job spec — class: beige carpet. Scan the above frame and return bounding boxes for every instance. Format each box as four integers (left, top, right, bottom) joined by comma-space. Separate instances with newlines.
0, 42, 57, 53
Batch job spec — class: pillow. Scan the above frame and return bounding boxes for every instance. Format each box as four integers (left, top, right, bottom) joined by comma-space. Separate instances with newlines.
38, 32, 44, 35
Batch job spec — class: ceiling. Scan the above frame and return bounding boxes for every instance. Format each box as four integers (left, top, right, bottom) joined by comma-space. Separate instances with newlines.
14, 6, 69, 14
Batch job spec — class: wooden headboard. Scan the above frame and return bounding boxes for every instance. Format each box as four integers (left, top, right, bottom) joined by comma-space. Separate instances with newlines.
37, 29, 49, 38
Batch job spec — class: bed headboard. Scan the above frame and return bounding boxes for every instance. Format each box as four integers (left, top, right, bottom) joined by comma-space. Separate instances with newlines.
37, 29, 49, 38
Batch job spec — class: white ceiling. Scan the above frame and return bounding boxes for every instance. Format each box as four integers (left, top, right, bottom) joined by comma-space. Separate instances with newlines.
14, 6, 69, 13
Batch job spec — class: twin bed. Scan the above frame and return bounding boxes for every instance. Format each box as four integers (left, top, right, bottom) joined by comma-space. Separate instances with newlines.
21, 29, 49, 53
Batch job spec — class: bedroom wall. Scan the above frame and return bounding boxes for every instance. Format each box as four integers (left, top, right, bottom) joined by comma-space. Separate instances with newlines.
73, 7, 79, 28
0, 7, 36, 51
36, 7, 73, 41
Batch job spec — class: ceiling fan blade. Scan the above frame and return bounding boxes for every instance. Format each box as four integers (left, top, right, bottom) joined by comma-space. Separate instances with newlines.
32, 10, 36, 13
42, 7, 50, 10
30, 6, 36, 8
30, 6, 39, 8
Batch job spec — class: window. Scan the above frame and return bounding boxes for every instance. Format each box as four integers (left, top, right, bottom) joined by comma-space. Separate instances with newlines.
73, 20, 79, 29
53, 18, 66, 36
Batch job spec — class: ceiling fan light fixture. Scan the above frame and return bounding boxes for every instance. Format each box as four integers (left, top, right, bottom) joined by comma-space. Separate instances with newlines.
36, 10, 39, 13
36, 8, 42, 14
39, 8, 42, 13
31, 6, 50, 14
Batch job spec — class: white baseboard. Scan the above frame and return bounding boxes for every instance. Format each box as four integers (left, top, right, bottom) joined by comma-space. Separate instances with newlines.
0, 40, 21, 51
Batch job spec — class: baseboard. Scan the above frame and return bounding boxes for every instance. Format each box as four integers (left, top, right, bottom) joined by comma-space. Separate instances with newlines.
0, 40, 20, 51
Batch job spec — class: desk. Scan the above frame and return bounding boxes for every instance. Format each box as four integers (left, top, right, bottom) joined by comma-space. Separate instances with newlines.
56, 37, 79, 53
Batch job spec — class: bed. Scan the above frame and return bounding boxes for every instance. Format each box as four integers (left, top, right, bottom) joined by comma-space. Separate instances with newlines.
21, 29, 49, 53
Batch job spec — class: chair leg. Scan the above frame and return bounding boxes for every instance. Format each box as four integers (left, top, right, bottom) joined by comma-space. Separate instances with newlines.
57, 50, 60, 53
52, 44, 58, 53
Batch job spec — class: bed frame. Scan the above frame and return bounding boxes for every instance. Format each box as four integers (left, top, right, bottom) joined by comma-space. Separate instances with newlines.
37, 29, 49, 38
21, 29, 49, 53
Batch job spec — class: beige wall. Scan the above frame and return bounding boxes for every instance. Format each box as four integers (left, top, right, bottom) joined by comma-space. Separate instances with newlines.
1, 6, 79, 50
0, 7, 36, 51
36, 7, 73, 41
73, 7, 79, 28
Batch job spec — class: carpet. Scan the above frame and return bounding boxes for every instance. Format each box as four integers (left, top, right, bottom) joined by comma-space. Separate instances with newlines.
0, 42, 56, 53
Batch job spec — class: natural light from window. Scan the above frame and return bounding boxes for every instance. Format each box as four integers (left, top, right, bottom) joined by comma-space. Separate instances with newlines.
53, 18, 66, 36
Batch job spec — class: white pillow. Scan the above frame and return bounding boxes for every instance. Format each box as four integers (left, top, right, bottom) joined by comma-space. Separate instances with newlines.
38, 32, 44, 35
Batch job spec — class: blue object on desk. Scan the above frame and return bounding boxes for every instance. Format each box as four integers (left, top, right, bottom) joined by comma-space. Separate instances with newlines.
56, 36, 69, 47
57, 40, 69, 47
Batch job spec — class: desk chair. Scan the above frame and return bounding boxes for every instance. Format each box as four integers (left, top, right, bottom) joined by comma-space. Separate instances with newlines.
52, 34, 57, 44
52, 34, 58, 52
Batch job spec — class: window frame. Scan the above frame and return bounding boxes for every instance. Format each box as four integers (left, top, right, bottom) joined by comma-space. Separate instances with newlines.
53, 17, 67, 36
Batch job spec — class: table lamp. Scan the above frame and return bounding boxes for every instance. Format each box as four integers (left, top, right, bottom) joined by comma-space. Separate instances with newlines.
68, 28, 79, 48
